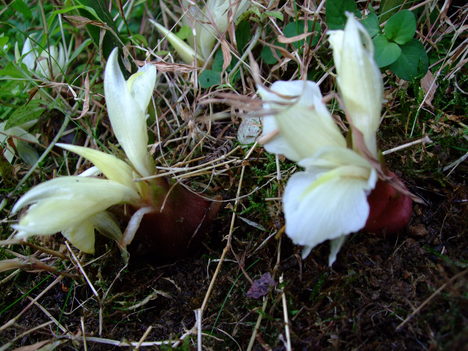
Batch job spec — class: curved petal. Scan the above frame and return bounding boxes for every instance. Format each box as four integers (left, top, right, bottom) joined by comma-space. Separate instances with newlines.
62, 220, 95, 254
328, 15, 383, 156
283, 170, 372, 258
258, 81, 346, 162
90, 211, 123, 242
20, 37, 36, 70
329, 235, 347, 266
104, 48, 154, 177
260, 114, 302, 162
299, 146, 373, 172
127, 63, 157, 113
12, 176, 139, 215
151, 20, 203, 65
57, 143, 136, 190
12, 177, 139, 237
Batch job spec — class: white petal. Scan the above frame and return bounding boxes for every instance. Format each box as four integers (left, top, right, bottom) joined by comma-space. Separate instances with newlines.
283, 170, 371, 255
57, 143, 136, 189
127, 63, 157, 113
90, 211, 123, 242
197, 0, 249, 59
258, 81, 346, 161
261, 115, 302, 162
104, 48, 154, 176
328, 235, 347, 266
12, 177, 139, 236
328, 15, 383, 156
62, 220, 95, 254
299, 146, 373, 172
21, 37, 36, 70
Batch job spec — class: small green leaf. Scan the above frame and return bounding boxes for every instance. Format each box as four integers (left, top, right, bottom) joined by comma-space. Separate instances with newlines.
211, 50, 224, 72
129, 34, 148, 46
12, 0, 32, 19
264, 11, 284, 21
176, 25, 192, 41
198, 70, 221, 88
384, 10, 416, 45
326, 0, 359, 30
373, 34, 401, 67
0, 62, 24, 78
16, 141, 39, 166
260, 46, 279, 65
283, 20, 321, 49
389, 39, 428, 80
6, 100, 45, 129
380, 0, 405, 22
236, 21, 252, 53
0, 36, 9, 48
361, 12, 380, 38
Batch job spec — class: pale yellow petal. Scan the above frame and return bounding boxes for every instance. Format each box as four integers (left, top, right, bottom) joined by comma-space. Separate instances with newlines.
62, 220, 95, 254
258, 81, 346, 161
150, 20, 203, 65
12, 176, 139, 236
328, 15, 383, 156
57, 143, 136, 189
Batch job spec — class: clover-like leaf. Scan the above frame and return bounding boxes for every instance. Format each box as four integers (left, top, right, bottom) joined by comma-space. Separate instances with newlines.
384, 10, 416, 45
373, 34, 402, 67
389, 39, 428, 80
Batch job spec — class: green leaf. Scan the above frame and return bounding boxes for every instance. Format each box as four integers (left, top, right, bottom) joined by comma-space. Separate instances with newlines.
198, 70, 221, 88
283, 20, 321, 49
380, 0, 405, 22
264, 11, 284, 21
326, 0, 359, 30
16, 141, 39, 166
176, 25, 192, 41
260, 46, 279, 65
0, 62, 25, 79
236, 21, 252, 53
73, 0, 122, 60
373, 34, 401, 67
12, 0, 32, 19
361, 12, 380, 38
211, 50, 225, 72
389, 39, 428, 80
6, 100, 45, 129
0, 36, 9, 48
384, 10, 416, 45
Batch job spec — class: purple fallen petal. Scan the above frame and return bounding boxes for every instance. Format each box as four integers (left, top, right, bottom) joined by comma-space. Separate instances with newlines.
246, 273, 276, 299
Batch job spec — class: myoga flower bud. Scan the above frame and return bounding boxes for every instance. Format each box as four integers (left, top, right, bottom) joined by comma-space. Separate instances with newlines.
328, 14, 383, 157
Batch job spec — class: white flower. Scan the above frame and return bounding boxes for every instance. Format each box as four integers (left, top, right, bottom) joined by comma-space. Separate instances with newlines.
104, 48, 156, 177
152, 0, 249, 65
328, 14, 383, 156
12, 49, 158, 253
16, 37, 68, 78
12, 177, 139, 253
258, 15, 385, 265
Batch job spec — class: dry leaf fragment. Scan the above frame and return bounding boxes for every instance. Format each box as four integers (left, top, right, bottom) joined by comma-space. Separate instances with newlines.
420, 71, 438, 108
246, 272, 276, 299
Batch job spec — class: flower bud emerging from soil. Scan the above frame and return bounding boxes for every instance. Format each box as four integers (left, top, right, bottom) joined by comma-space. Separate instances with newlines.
258, 15, 413, 265
364, 172, 413, 234
12, 48, 220, 259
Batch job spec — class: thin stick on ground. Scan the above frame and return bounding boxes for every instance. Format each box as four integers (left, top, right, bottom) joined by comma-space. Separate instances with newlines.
0, 275, 62, 332
280, 274, 292, 351
382, 135, 433, 155
396, 269, 467, 331
200, 143, 257, 312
